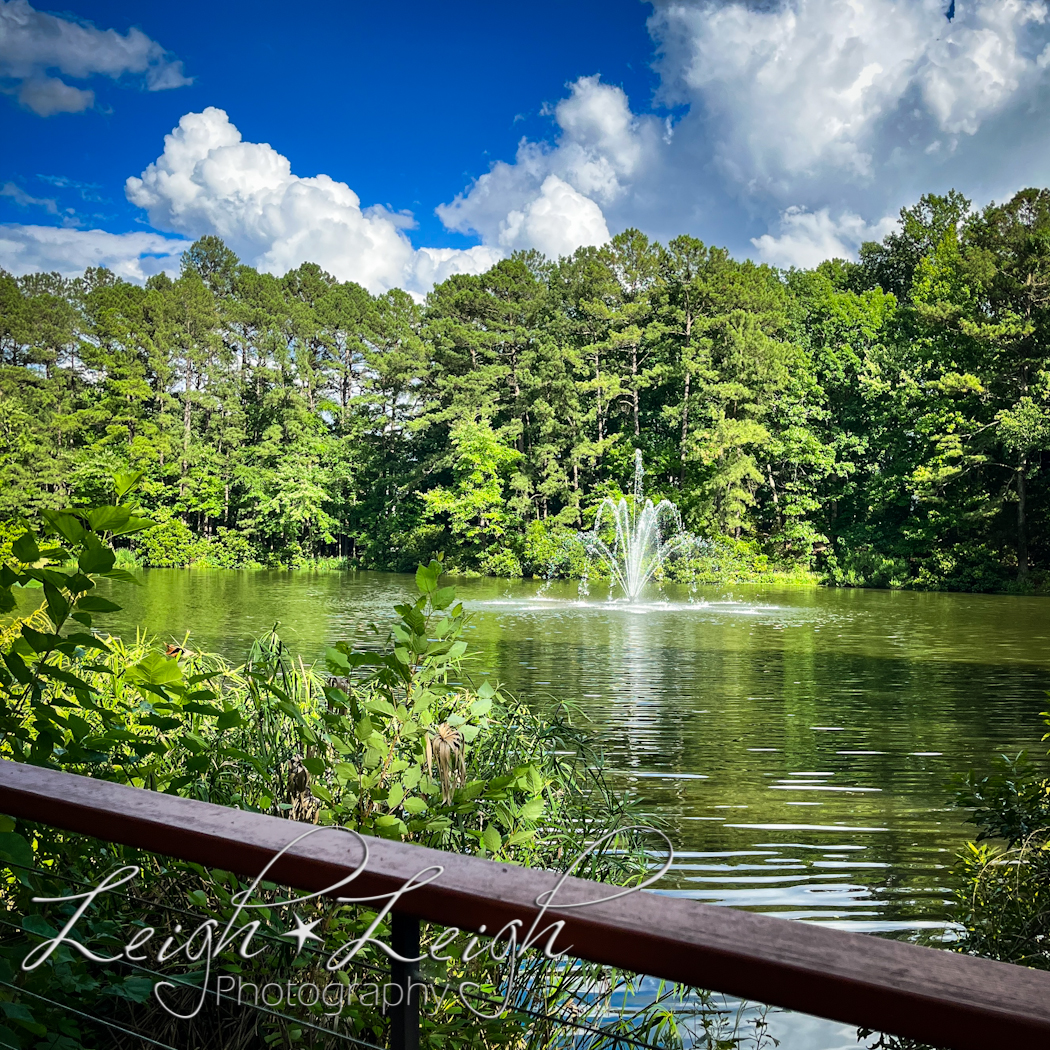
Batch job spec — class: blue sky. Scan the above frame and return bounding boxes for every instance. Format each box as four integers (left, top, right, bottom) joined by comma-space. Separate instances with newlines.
4, 0, 1050, 292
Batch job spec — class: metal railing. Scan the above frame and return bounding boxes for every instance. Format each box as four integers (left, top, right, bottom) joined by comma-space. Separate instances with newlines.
0, 759, 1048, 1050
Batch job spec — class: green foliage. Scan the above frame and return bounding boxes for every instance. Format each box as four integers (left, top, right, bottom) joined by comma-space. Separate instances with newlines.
952, 721, 1050, 970
134, 515, 202, 567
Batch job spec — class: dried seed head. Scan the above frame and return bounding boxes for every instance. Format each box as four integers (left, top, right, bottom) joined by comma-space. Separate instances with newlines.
426, 722, 466, 804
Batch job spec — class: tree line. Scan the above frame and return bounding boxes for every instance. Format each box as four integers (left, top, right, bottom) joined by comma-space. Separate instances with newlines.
2, 187, 1048, 590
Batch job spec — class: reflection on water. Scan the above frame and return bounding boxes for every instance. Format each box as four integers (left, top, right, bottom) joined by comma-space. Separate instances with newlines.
30, 569, 1050, 1048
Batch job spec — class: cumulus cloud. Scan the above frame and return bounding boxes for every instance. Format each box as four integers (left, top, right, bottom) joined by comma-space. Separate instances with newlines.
122, 107, 498, 295
650, 0, 1050, 192
0, 0, 190, 116
0, 224, 188, 281
437, 76, 661, 257
751, 207, 898, 269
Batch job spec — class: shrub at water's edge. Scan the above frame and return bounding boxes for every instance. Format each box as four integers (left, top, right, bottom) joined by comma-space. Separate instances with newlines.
0, 481, 770, 1048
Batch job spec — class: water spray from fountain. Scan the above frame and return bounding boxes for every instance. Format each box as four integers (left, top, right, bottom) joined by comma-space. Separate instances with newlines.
582, 450, 695, 600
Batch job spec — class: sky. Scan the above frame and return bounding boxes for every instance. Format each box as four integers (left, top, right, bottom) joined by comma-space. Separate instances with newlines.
3, 0, 1050, 294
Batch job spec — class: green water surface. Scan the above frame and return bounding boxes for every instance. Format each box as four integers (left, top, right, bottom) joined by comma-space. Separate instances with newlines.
21, 570, 1050, 1046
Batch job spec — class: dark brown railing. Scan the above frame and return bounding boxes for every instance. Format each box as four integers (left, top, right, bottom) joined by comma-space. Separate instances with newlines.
0, 759, 1048, 1050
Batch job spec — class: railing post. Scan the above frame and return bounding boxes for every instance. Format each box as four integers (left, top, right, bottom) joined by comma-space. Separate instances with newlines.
390, 911, 420, 1050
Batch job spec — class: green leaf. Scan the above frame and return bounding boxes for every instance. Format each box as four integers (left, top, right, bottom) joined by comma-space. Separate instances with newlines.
64, 633, 111, 654
469, 697, 492, 718
0, 832, 34, 870
354, 715, 374, 743
41, 510, 85, 544
403, 797, 427, 815
127, 652, 183, 686
415, 563, 438, 594
482, 825, 502, 854
20, 626, 58, 654
11, 533, 40, 564
325, 647, 350, 673
0, 586, 14, 615
334, 761, 357, 783
301, 757, 326, 776
110, 515, 158, 537
216, 709, 242, 730
42, 581, 69, 626
77, 533, 116, 575
86, 505, 131, 532
113, 470, 144, 498
2, 651, 31, 684
431, 585, 456, 610
387, 783, 405, 809
75, 595, 121, 613
519, 797, 544, 821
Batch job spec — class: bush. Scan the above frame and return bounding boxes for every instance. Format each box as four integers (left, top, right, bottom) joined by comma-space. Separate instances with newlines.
478, 545, 523, 577
0, 520, 26, 565
952, 743, 1050, 969
521, 520, 590, 579
822, 545, 910, 588
134, 516, 202, 567
204, 526, 261, 568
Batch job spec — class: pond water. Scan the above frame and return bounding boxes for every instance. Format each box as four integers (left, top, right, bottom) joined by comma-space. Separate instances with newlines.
33, 569, 1050, 1047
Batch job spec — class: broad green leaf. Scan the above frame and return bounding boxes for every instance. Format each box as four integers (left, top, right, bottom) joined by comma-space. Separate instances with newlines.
75, 595, 121, 613
301, 757, 325, 776
354, 715, 374, 743
41, 510, 85, 544
113, 470, 144, 498
10, 533, 39, 564
127, 652, 183, 686
482, 825, 502, 853
20, 626, 57, 654
110, 515, 157, 536
85, 505, 131, 532
519, 797, 544, 821
216, 709, 242, 731
469, 697, 492, 718
415, 563, 437, 594
0, 832, 34, 870
77, 533, 116, 575
431, 585, 456, 610
324, 647, 350, 673
63, 633, 111, 654
42, 581, 69, 626
0, 586, 14, 615
334, 762, 357, 783
387, 783, 405, 809
403, 797, 427, 815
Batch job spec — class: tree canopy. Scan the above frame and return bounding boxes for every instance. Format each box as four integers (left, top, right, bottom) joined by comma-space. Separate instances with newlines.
3, 189, 1049, 590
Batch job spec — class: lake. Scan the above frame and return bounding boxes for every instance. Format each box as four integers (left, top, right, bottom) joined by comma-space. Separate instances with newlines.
59, 570, 1050, 1047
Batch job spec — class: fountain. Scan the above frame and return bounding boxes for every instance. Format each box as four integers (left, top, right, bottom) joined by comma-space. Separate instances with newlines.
580, 450, 694, 600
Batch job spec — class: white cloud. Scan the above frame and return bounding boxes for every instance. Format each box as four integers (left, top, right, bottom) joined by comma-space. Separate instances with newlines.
437, 76, 660, 256
0, 224, 188, 281
650, 0, 1050, 193
498, 175, 610, 256
0, 0, 190, 116
751, 207, 898, 269
124, 107, 497, 295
